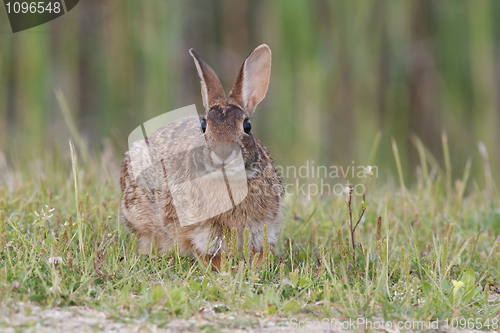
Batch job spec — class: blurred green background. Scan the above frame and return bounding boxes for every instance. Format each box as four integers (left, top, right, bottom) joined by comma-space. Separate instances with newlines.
1, 0, 499, 185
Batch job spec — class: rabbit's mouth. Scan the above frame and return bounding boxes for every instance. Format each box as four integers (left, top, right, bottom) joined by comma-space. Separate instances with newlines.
210, 149, 246, 175
210, 150, 238, 168
208, 143, 243, 169
199, 158, 246, 184
196, 143, 247, 182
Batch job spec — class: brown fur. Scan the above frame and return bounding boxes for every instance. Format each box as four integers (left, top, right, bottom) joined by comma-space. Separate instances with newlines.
120, 45, 284, 268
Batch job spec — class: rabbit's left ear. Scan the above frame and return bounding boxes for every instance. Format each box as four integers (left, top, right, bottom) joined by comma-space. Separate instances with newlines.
229, 44, 271, 115
190, 49, 226, 110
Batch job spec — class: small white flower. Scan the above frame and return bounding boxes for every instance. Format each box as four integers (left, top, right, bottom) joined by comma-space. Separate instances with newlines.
48, 257, 63, 266
343, 186, 350, 195
365, 166, 373, 177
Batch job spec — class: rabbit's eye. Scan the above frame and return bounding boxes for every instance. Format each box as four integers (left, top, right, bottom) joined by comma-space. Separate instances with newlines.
243, 120, 251, 134
201, 120, 207, 133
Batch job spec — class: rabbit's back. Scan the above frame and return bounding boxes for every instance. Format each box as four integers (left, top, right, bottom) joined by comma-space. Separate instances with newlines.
120, 116, 201, 251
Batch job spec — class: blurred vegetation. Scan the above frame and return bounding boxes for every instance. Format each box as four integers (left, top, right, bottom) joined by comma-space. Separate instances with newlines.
1, 0, 500, 185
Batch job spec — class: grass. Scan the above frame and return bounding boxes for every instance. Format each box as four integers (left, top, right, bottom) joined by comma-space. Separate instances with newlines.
0, 141, 499, 332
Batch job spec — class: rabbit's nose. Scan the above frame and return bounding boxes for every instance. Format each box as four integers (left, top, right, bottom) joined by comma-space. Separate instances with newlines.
211, 143, 238, 165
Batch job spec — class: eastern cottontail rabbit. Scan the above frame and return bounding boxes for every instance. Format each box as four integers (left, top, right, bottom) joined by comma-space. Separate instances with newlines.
120, 44, 284, 269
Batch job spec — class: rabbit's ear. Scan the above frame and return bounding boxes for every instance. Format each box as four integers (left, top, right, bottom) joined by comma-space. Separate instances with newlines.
229, 44, 271, 115
189, 49, 226, 110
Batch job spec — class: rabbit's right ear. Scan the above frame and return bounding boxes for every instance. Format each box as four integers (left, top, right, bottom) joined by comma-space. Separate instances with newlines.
229, 44, 272, 115
189, 49, 226, 110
